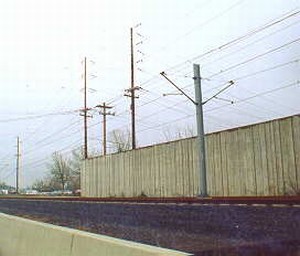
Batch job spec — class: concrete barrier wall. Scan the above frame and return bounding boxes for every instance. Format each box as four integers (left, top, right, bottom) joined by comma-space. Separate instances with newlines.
82, 115, 300, 197
82, 137, 199, 197
0, 213, 190, 256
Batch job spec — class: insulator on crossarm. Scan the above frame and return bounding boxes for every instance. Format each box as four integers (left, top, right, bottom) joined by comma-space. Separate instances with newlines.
137, 50, 145, 55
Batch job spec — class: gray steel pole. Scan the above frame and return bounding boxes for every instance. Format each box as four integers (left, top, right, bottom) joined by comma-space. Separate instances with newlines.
193, 64, 208, 197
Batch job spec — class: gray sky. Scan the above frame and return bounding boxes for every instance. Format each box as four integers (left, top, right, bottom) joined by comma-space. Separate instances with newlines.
0, 0, 299, 187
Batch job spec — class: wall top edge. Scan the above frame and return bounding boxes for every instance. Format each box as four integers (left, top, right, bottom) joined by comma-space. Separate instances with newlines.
86, 114, 299, 161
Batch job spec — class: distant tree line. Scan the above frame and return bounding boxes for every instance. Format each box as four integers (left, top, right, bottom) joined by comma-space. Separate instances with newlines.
31, 149, 82, 192
0, 182, 14, 191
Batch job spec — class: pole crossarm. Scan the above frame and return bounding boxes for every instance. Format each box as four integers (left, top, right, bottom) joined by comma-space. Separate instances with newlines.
95, 103, 115, 155
202, 80, 234, 105
96, 103, 115, 116
95, 104, 113, 109
160, 71, 197, 105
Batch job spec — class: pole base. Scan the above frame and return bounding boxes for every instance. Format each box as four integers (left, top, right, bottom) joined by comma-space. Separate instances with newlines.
197, 193, 209, 198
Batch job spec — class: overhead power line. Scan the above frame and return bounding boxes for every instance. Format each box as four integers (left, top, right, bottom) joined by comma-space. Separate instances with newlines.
136, 9, 299, 99
233, 58, 300, 81
163, 9, 300, 75
200, 19, 300, 70
236, 80, 300, 103
0, 109, 80, 123
206, 80, 300, 113
160, 0, 245, 51
208, 37, 300, 79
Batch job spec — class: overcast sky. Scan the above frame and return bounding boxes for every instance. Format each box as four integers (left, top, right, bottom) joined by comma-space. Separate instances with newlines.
0, 0, 299, 187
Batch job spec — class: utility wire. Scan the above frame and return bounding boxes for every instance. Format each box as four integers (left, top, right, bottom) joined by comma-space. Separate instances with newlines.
164, 9, 300, 74
134, 9, 299, 96
0, 109, 80, 123
201, 19, 300, 69
233, 58, 300, 81
208, 37, 300, 79
159, 0, 245, 51
206, 80, 300, 114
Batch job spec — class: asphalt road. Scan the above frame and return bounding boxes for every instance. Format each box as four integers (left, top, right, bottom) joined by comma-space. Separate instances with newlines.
0, 198, 299, 255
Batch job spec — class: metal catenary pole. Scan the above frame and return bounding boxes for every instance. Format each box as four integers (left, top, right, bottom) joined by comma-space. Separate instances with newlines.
193, 64, 208, 197
160, 64, 208, 197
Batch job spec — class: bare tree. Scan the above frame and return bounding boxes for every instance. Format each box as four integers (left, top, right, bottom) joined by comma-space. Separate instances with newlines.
31, 179, 49, 192
32, 149, 82, 193
109, 129, 131, 153
47, 152, 72, 191
69, 149, 83, 191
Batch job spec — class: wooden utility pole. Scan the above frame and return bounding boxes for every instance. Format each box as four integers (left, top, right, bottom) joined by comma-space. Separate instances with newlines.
95, 103, 114, 155
124, 27, 141, 149
130, 27, 136, 149
83, 57, 88, 159
16, 136, 21, 194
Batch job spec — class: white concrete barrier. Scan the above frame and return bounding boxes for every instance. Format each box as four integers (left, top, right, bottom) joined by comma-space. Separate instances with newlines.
0, 213, 191, 256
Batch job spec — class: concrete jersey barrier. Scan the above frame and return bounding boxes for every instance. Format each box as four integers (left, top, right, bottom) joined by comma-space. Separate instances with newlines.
0, 213, 191, 256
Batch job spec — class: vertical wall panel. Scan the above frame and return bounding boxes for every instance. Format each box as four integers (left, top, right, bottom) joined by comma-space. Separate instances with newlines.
292, 116, 300, 191
148, 147, 154, 196
170, 143, 176, 197
220, 132, 229, 196
177, 141, 184, 196
160, 144, 167, 197
237, 128, 253, 195
90, 159, 94, 196
273, 120, 285, 194
235, 130, 243, 195
260, 124, 270, 195
242, 127, 257, 195
180, 140, 187, 197
280, 118, 297, 194
213, 133, 223, 195
206, 135, 215, 196
253, 125, 265, 196
86, 160, 91, 196
265, 122, 278, 195
226, 131, 236, 196
81, 161, 86, 196
165, 144, 171, 196
120, 153, 126, 196
187, 139, 195, 196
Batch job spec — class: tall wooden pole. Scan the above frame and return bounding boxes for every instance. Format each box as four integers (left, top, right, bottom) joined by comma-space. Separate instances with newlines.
103, 102, 107, 155
130, 27, 136, 149
84, 57, 88, 159
96, 103, 114, 156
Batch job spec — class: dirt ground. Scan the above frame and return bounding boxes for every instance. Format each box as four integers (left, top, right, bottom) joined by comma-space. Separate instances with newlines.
0, 199, 299, 255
